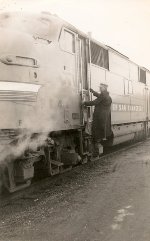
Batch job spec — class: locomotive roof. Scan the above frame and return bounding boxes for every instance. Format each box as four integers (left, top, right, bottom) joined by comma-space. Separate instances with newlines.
0, 11, 149, 72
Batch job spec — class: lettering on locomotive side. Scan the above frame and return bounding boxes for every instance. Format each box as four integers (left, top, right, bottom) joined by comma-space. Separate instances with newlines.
112, 103, 144, 112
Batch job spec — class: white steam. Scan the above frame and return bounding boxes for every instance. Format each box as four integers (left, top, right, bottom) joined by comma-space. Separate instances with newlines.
0, 11, 79, 165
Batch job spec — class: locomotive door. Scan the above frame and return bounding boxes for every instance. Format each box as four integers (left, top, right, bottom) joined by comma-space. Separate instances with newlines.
77, 36, 90, 127
59, 28, 80, 127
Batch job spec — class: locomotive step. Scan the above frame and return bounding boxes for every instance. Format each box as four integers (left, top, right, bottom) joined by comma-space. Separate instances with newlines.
51, 160, 64, 167
49, 160, 64, 176
51, 160, 72, 174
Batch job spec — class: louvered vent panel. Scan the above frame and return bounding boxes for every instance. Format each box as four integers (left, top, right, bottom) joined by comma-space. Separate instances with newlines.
0, 90, 37, 102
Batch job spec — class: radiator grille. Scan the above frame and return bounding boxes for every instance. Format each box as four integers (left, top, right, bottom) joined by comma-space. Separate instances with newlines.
0, 129, 17, 140
0, 90, 37, 102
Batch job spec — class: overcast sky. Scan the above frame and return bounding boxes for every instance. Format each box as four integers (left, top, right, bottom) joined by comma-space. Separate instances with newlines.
0, 0, 150, 69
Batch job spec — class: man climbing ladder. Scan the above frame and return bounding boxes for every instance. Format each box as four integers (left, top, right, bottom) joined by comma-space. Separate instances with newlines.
83, 83, 112, 159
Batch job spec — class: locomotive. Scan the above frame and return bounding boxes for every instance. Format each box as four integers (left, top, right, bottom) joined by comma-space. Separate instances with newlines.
0, 11, 149, 192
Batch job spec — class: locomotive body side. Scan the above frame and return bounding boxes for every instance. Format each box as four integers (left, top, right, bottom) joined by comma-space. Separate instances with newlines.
89, 42, 148, 145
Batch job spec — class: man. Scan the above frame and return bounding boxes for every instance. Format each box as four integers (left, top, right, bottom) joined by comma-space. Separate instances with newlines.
83, 83, 112, 158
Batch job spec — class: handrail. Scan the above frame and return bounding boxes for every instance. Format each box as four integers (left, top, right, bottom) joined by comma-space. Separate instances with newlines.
0, 55, 39, 68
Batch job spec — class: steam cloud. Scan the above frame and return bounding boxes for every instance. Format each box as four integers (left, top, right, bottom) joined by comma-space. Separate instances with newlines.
0, 11, 80, 166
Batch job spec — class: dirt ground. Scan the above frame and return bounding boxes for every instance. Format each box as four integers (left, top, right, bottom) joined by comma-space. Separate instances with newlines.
1, 140, 150, 241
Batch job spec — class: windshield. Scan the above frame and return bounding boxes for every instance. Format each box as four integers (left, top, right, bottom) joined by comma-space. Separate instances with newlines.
0, 12, 61, 41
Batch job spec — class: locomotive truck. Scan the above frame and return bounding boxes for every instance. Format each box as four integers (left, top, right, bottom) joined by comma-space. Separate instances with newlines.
0, 11, 149, 192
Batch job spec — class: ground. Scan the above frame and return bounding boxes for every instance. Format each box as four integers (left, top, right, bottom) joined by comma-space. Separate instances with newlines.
1, 140, 150, 241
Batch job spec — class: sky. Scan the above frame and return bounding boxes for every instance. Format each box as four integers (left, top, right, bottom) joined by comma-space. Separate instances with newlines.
0, 0, 150, 69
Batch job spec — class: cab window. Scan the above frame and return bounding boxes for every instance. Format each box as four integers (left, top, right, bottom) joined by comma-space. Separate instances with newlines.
60, 29, 75, 53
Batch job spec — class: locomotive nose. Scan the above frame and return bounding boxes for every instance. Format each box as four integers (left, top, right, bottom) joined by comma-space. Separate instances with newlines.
0, 28, 41, 129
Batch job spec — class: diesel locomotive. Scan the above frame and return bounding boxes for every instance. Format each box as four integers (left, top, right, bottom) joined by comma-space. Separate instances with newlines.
0, 11, 149, 192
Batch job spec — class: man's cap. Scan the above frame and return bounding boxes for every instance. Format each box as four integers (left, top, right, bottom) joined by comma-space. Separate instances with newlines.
100, 83, 108, 88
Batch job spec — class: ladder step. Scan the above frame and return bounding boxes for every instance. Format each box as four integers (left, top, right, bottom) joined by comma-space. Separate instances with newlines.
51, 160, 64, 167
83, 152, 91, 156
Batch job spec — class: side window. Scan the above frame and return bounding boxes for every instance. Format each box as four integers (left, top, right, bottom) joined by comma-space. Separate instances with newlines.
128, 80, 133, 94
139, 68, 146, 84
124, 78, 128, 95
124, 79, 133, 95
60, 29, 75, 53
90, 41, 109, 70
